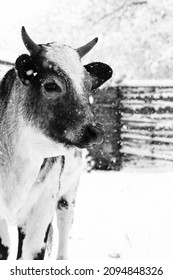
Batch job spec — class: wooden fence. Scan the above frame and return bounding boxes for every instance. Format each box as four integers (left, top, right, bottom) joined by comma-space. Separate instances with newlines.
90, 81, 173, 170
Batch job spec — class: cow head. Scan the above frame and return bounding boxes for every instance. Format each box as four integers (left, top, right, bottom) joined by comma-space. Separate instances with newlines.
15, 27, 113, 149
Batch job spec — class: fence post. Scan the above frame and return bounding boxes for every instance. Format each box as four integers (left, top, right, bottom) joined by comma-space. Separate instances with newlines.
113, 86, 122, 170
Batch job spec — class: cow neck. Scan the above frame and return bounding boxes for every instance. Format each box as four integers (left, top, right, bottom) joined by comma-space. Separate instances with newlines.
0, 88, 43, 215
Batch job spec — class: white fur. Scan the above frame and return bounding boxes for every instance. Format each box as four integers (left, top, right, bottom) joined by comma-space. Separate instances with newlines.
17, 149, 85, 260
44, 44, 84, 95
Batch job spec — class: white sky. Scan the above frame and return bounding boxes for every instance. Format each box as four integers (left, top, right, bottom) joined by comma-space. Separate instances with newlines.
0, 0, 99, 65
0, 0, 53, 26
0, 0, 92, 61
0, 0, 55, 59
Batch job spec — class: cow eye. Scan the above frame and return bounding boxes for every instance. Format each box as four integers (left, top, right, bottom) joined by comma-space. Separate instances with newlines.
44, 82, 62, 93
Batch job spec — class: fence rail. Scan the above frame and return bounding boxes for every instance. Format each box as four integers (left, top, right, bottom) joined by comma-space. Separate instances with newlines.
90, 83, 173, 170
120, 84, 173, 169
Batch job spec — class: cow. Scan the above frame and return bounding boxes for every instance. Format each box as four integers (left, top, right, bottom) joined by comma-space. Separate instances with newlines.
0, 27, 112, 260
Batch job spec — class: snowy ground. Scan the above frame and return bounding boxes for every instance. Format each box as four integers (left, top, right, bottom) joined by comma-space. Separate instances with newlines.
67, 170, 173, 260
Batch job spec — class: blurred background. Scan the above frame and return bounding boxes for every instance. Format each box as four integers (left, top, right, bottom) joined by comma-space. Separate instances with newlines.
1, 0, 173, 171
1, 0, 173, 80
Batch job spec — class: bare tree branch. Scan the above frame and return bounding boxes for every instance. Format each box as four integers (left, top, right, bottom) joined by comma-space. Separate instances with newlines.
96, 1, 131, 22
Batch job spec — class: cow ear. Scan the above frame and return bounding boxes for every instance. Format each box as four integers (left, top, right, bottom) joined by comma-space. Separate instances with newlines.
15, 54, 37, 86
84, 62, 113, 90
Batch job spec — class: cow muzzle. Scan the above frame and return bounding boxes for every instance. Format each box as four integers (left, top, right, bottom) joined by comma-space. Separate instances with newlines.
75, 123, 104, 148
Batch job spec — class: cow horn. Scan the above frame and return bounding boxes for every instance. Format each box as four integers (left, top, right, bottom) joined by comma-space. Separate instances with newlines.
77, 37, 98, 58
21, 26, 41, 55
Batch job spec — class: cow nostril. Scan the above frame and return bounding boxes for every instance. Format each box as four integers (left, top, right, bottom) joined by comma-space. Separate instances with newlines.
87, 125, 104, 145
88, 126, 97, 139
73, 124, 104, 148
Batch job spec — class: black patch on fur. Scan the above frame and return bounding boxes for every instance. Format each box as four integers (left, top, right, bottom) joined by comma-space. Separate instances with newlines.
17, 227, 26, 260
61, 155, 65, 169
59, 156, 65, 178
37, 157, 57, 183
40, 158, 47, 170
33, 223, 51, 260
33, 248, 45, 260
44, 223, 51, 243
22, 61, 87, 144
15, 54, 37, 85
84, 62, 113, 89
0, 237, 9, 260
57, 197, 69, 210
0, 68, 16, 120
58, 156, 65, 192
